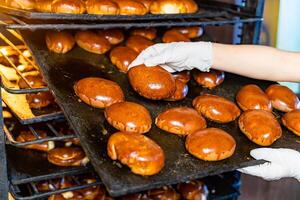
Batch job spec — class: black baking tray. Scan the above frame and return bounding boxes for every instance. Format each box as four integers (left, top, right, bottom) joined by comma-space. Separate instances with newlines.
7, 145, 92, 185
22, 30, 300, 197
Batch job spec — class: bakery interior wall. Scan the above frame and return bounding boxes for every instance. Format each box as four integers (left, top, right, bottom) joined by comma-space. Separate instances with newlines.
262, 0, 300, 93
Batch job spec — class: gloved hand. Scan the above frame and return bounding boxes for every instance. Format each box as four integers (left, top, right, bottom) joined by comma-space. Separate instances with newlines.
129, 42, 213, 73
238, 148, 300, 181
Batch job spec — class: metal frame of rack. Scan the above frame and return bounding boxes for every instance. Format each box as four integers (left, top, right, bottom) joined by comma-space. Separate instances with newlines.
0, 0, 266, 199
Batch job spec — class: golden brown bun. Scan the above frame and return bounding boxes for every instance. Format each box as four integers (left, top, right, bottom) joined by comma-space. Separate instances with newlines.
162, 30, 190, 43
193, 70, 225, 89
130, 28, 157, 40
148, 186, 180, 200
128, 65, 176, 99
16, 130, 49, 152
265, 84, 300, 112
26, 91, 55, 109
236, 84, 272, 112
155, 107, 206, 135
35, 0, 52, 12
172, 71, 190, 83
150, 0, 186, 14
7, 0, 35, 10
107, 132, 165, 176
105, 101, 152, 134
177, 180, 208, 200
171, 26, 202, 39
239, 110, 282, 146
45, 31, 75, 54
193, 94, 241, 123
282, 109, 300, 137
74, 77, 124, 108
126, 35, 154, 53
135, 0, 151, 10
115, 0, 148, 15
186, 128, 236, 161
97, 29, 124, 45
75, 31, 111, 54
18, 74, 46, 89
51, 0, 86, 14
183, 0, 198, 13
110, 46, 138, 73
48, 147, 86, 166
164, 79, 188, 101
86, 0, 119, 14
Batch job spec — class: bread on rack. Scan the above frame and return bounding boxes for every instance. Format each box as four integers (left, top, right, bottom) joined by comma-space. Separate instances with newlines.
45, 30, 75, 54
6, 0, 36, 10
115, 0, 148, 15
47, 147, 88, 166
109, 46, 138, 72
183, 0, 198, 13
162, 30, 190, 43
86, 0, 119, 15
177, 180, 208, 200
126, 35, 154, 53
135, 0, 152, 11
51, 0, 86, 14
193, 70, 225, 89
75, 31, 111, 54
171, 26, 203, 38
130, 28, 157, 40
150, 0, 187, 14
35, 0, 53, 12
97, 29, 124, 45
164, 78, 188, 101
282, 109, 300, 137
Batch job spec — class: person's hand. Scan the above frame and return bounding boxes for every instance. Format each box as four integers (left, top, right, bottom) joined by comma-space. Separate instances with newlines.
238, 148, 300, 181
129, 42, 213, 73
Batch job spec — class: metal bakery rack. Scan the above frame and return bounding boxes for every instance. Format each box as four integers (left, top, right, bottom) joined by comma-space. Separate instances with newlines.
0, 0, 276, 199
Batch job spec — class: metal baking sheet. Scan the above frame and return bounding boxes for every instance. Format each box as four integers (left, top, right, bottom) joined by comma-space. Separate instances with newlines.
22, 30, 300, 197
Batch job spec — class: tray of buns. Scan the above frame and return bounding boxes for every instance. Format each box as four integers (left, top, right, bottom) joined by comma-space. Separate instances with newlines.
21, 29, 300, 197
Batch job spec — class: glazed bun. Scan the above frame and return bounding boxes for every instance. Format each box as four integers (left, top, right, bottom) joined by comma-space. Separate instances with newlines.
135, 0, 152, 10
150, 0, 187, 14
75, 31, 111, 54
162, 30, 190, 43
48, 147, 86, 167
126, 35, 154, 53
109, 46, 138, 72
171, 26, 202, 39
6, 0, 35, 10
130, 28, 157, 40
193, 69, 225, 89
86, 0, 119, 15
16, 130, 51, 152
115, 0, 148, 15
185, 128, 236, 161
35, 0, 53, 12
282, 109, 300, 137
51, 0, 86, 14
97, 29, 124, 45
183, 0, 198, 13
45, 31, 75, 54
165, 79, 188, 101
74, 77, 124, 108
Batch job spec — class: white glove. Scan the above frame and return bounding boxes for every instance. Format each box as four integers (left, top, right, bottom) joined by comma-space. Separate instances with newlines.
238, 148, 300, 181
129, 42, 213, 73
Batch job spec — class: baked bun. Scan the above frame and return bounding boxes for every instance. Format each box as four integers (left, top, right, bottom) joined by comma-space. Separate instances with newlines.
177, 180, 208, 200
97, 29, 124, 45
45, 31, 75, 54
236, 84, 272, 112
186, 128, 236, 161
48, 147, 86, 166
165, 79, 188, 101
282, 109, 300, 137
7, 0, 35, 10
135, 0, 152, 10
265, 84, 300, 112
171, 26, 202, 39
172, 71, 190, 83
35, 0, 53, 12
86, 0, 119, 15
107, 132, 165, 176
110, 46, 138, 72
75, 31, 111, 54
193, 70, 225, 89
183, 0, 198, 13
16, 130, 52, 152
105, 101, 152, 134
128, 65, 176, 99
130, 28, 157, 40
239, 110, 282, 146
150, 0, 187, 14
155, 107, 206, 135
74, 77, 124, 108
193, 94, 241, 123
51, 0, 86, 14
148, 186, 180, 200
115, 0, 148, 15
126, 35, 154, 53
162, 30, 190, 43
18, 74, 55, 109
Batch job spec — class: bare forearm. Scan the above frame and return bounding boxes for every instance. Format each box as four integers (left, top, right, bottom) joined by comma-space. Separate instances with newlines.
212, 43, 300, 82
